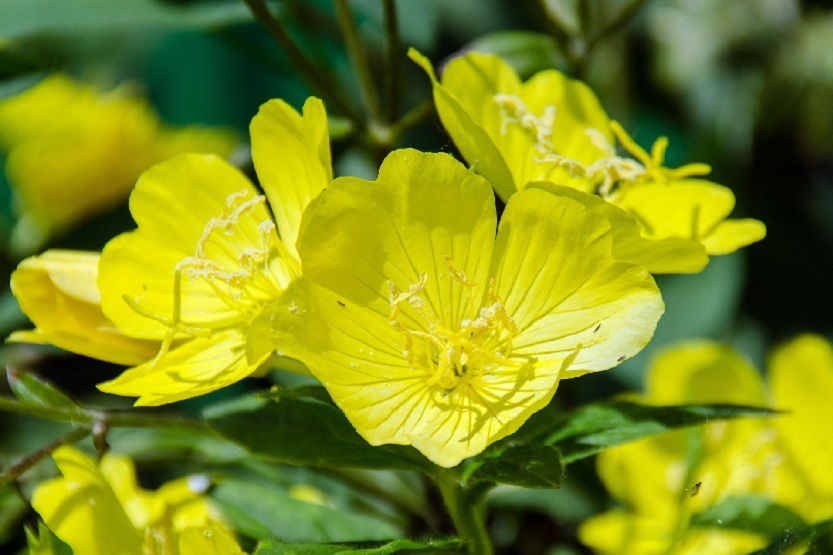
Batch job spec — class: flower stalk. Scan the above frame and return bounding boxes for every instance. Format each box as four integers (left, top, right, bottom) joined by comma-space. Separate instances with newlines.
436, 469, 493, 555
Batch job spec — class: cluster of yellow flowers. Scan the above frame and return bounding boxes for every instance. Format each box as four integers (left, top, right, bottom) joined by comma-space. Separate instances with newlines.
6, 51, 773, 552
579, 335, 833, 554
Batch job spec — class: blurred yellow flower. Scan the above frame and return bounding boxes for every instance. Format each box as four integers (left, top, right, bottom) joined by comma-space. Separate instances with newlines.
249, 149, 663, 467
578, 337, 833, 554
31, 445, 244, 555
0, 74, 238, 253
8, 249, 157, 365
411, 50, 766, 273
94, 97, 331, 406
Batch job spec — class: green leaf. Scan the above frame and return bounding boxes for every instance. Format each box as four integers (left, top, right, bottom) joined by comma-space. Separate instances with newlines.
253, 538, 466, 555
543, 401, 777, 463
0, 0, 257, 40
213, 478, 401, 544
690, 495, 807, 537
204, 388, 427, 471
462, 31, 566, 78
6, 367, 79, 409
749, 518, 833, 554
25, 520, 72, 555
464, 445, 563, 489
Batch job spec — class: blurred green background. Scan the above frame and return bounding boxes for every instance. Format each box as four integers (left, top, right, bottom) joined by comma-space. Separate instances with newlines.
0, 0, 831, 553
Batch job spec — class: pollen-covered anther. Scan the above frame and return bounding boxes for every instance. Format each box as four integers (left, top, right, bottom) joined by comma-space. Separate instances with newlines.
388, 271, 519, 396
494, 93, 556, 154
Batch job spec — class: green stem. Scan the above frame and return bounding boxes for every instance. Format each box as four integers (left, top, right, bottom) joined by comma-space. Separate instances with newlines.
0, 396, 207, 431
0, 427, 91, 487
241, 0, 363, 124
334, 0, 382, 123
389, 98, 434, 138
382, 0, 401, 123
436, 470, 493, 555
585, 0, 649, 55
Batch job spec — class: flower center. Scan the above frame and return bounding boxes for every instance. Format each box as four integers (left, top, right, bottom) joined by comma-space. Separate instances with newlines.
126, 189, 299, 364
387, 257, 519, 397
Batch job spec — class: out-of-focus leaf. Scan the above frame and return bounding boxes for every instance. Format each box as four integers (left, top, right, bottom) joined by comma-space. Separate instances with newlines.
543, 401, 776, 463
213, 478, 401, 544
0, 0, 257, 40
690, 495, 806, 537
0, 485, 28, 546
748, 518, 833, 554
464, 445, 563, 489
204, 388, 427, 471
253, 538, 466, 555
6, 367, 78, 409
462, 31, 566, 77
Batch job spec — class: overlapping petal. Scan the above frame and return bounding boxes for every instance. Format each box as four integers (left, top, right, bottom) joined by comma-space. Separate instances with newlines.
9, 250, 158, 365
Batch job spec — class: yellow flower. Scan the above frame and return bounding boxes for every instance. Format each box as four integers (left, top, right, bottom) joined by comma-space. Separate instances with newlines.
94, 97, 331, 406
410, 50, 766, 273
769, 334, 833, 521
249, 149, 664, 467
0, 74, 237, 252
579, 339, 833, 554
31, 446, 244, 555
8, 250, 158, 365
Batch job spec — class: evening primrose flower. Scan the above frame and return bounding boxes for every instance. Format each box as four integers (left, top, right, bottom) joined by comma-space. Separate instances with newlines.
579, 338, 833, 554
8, 250, 157, 365
410, 50, 766, 273
31, 446, 244, 555
249, 149, 663, 467
94, 97, 331, 406
0, 73, 237, 252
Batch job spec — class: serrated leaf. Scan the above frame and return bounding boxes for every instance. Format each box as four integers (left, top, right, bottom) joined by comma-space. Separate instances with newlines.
204, 388, 427, 471
253, 538, 466, 555
544, 401, 777, 463
464, 445, 563, 489
0, 0, 257, 39
213, 479, 401, 544
462, 31, 566, 77
6, 367, 79, 409
690, 495, 807, 537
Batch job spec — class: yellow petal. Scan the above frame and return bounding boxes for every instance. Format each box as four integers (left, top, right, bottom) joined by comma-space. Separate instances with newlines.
409, 49, 517, 201
614, 179, 766, 255
31, 446, 142, 555
646, 341, 766, 406
492, 189, 664, 376
99, 153, 293, 339
699, 218, 767, 255
530, 182, 709, 273
769, 335, 833, 505
179, 527, 246, 555
251, 97, 332, 259
578, 510, 674, 555
9, 250, 158, 365
98, 329, 268, 406
299, 148, 496, 331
